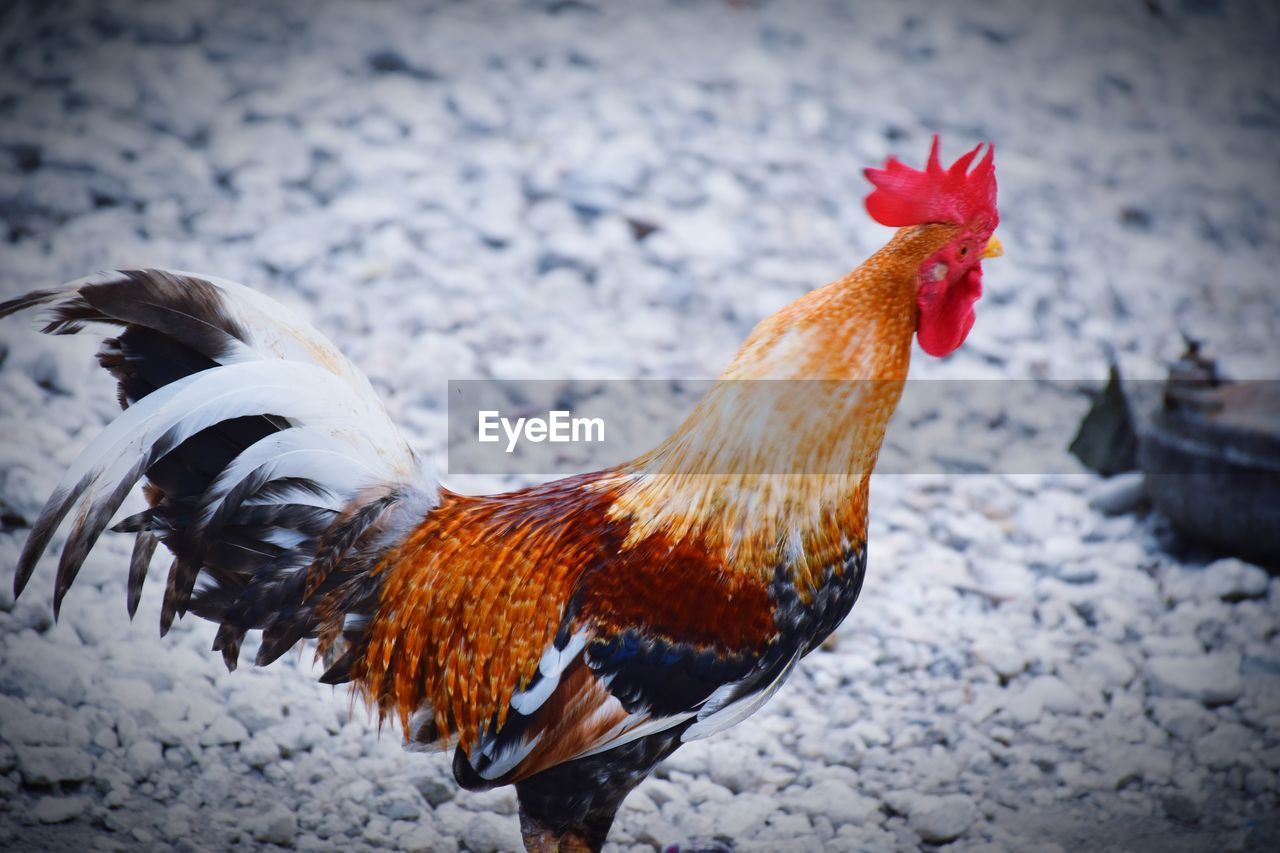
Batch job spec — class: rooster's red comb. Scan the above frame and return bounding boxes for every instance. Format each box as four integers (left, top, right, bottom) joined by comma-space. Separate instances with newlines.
864, 135, 997, 229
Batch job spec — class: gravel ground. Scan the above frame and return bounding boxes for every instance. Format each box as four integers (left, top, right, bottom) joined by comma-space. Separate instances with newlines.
1, 0, 1279, 851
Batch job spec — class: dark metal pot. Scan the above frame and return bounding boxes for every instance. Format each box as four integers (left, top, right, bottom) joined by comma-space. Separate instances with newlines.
1139, 347, 1280, 568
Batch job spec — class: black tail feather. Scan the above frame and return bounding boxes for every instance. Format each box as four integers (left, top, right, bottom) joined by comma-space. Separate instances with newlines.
5, 269, 426, 688
0, 288, 62, 320
127, 532, 158, 619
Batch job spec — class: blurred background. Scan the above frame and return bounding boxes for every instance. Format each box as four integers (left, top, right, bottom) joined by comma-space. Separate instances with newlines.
1, 1, 1278, 850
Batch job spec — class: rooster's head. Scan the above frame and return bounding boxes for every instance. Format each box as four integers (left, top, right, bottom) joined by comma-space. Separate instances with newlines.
864, 135, 1002, 357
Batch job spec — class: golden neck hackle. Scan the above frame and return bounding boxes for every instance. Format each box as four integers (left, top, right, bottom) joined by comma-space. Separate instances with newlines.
605, 225, 956, 591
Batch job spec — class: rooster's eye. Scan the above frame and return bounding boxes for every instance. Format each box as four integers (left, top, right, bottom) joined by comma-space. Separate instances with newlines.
959, 245, 969, 257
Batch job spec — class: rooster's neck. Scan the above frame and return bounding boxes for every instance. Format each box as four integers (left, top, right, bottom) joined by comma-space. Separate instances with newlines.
604, 226, 952, 592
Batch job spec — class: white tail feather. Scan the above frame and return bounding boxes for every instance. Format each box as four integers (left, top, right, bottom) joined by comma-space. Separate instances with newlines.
10, 268, 439, 633
49, 361, 403, 548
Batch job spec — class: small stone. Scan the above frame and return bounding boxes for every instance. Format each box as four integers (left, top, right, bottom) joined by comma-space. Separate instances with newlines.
1194, 723, 1260, 769
100, 678, 157, 715
1082, 644, 1136, 688
1023, 675, 1083, 715
707, 743, 763, 793
462, 813, 523, 853
125, 741, 164, 782
851, 720, 891, 747
431, 802, 473, 843
448, 85, 506, 133
401, 824, 452, 853
200, 716, 250, 746
159, 804, 196, 840
973, 639, 1031, 679
1142, 634, 1205, 658
1162, 793, 1201, 825
250, 806, 298, 846
377, 794, 420, 821
1204, 558, 1269, 601
459, 787, 517, 816
968, 559, 1037, 601
1147, 653, 1244, 705
906, 794, 978, 843
1086, 471, 1146, 515
16, 745, 93, 786
634, 817, 685, 850
0, 704, 91, 748
226, 682, 285, 733
1148, 697, 1215, 741
0, 642, 89, 705
798, 780, 882, 826
717, 793, 776, 837
34, 796, 90, 824
268, 719, 326, 755
412, 772, 455, 807
239, 735, 280, 768
1001, 689, 1044, 726
104, 784, 129, 809
1098, 747, 1171, 788
93, 728, 119, 751
1162, 559, 1269, 604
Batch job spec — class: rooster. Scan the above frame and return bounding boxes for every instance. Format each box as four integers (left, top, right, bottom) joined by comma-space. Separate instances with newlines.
2, 137, 1000, 851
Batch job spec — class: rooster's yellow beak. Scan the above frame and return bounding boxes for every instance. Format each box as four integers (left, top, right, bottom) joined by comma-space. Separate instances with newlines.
982, 234, 1004, 260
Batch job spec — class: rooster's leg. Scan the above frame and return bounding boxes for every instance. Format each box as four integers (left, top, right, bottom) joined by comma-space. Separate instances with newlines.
514, 767, 637, 853
517, 807, 613, 853
512, 730, 686, 852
